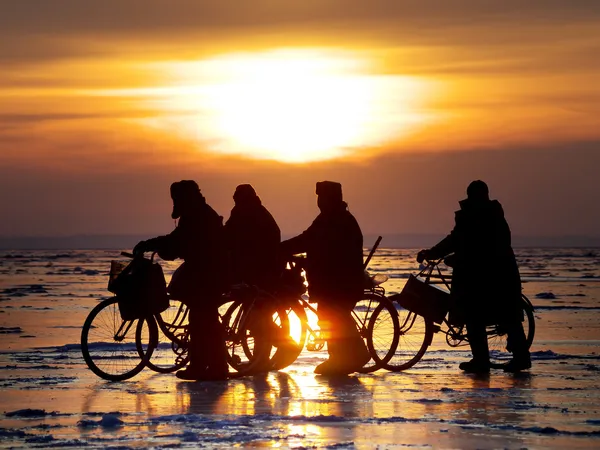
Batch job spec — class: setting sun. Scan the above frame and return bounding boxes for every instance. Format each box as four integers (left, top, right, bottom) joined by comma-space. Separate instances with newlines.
119, 49, 436, 163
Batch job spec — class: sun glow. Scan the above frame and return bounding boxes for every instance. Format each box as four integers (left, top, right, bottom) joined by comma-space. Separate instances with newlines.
130, 49, 436, 162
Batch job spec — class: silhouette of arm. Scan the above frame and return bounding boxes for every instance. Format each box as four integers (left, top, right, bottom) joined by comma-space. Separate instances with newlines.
143, 227, 183, 260
427, 214, 459, 259
280, 231, 310, 256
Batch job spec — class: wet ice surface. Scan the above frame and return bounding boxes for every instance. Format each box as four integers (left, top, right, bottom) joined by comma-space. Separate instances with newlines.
0, 248, 599, 448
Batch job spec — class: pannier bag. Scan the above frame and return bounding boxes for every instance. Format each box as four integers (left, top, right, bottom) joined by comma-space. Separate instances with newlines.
108, 258, 169, 321
389, 274, 451, 324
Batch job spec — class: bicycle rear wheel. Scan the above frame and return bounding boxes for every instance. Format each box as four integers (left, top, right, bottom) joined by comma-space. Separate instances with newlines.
355, 294, 400, 373
488, 294, 536, 364
145, 299, 190, 373
81, 297, 156, 381
382, 306, 434, 371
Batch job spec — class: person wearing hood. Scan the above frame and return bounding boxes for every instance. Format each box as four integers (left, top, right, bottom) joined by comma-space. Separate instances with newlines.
133, 180, 228, 381
224, 184, 282, 289
280, 181, 370, 375
417, 180, 531, 373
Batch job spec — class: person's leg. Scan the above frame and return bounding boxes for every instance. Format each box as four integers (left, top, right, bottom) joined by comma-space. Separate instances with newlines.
460, 320, 490, 373
203, 301, 229, 377
504, 319, 531, 372
315, 300, 369, 375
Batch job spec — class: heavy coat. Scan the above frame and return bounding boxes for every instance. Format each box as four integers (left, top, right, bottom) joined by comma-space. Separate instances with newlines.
224, 198, 282, 289
427, 199, 522, 324
281, 206, 364, 305
144, 200, 225, 301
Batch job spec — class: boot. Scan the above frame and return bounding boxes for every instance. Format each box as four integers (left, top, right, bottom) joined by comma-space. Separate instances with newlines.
503, 352, 531, 373
459, 359, 491, 374
176, 364, 207, 381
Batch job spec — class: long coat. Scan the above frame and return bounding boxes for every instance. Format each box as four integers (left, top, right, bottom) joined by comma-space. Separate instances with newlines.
281, 207, 364, 305
145, 200, 225, 301
224, 199, 282, 289
427, 199, 522, 324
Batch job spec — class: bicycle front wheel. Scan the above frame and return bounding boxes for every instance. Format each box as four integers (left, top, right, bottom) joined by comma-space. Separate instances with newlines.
383, 306, 434, 371
271, 298, 307, 370
222, 297, 291, 374
354, 294, 400, 373
81, 297, 156, 381
365, 297, 400, 370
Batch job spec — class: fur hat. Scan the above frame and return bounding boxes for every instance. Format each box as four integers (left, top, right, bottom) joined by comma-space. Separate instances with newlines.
170, 180, 202, 219
315, 181, 343, 202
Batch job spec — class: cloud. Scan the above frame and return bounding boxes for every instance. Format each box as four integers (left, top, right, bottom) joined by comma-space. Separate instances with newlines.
2, 1, 600, 63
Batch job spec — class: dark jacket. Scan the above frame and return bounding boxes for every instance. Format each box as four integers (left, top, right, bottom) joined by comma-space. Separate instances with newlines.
281, 206, 364, 303
145, 201, 225, 300
428, 199, 521, 322
224, 198, 281, 289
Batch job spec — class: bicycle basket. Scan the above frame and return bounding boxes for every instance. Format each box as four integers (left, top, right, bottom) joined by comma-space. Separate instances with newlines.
390, 274, 451, 324
108, 258, 169, 321
108, 261, 127, 292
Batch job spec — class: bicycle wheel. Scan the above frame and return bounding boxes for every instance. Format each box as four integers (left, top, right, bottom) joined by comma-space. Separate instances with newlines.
365, 296, 400, 371
223, 297, 291, 374
488, 295, 536, 363
270, 298, 307, 370
383, 306, 434, 371
145, 299, 190, 373
352, 294, 399, 373
81, 297, 156, 381
222, 299, 262, 374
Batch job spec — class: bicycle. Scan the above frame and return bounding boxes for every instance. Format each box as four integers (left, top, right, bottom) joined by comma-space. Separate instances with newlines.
253, 238, 401, 374
368, 258, 535, 371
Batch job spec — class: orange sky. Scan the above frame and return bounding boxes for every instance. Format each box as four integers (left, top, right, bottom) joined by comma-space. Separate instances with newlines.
1, 1, 599, 243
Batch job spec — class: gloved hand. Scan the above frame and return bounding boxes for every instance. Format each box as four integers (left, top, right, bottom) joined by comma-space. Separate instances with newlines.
416, 249, 431, 263
133, 240, 148, 255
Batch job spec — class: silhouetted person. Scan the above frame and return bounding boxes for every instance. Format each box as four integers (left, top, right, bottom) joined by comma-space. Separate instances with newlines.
417, 180, 531, 373
134, 180, 228, 380
281, 181, 370, 375
225, 184, 298, 372
224, 184, 282, 289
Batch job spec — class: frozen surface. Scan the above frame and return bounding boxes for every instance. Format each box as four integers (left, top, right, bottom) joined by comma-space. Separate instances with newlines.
0, 248, 599, 448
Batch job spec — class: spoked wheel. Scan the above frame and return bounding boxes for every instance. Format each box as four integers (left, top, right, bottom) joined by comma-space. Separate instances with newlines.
81, 297, 157, 381
487, 294, 536, 365
363, 296, 400, 372
271, 299, 307, 370
355, 294, 400, 373
221, 297, 291, 375
144, 299, 190, 373
382, 306, 434, 371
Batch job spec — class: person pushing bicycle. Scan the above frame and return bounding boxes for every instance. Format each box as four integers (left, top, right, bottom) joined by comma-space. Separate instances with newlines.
280, 181, 371, 375
134, 180, 229, 381
417, 180, 531, 374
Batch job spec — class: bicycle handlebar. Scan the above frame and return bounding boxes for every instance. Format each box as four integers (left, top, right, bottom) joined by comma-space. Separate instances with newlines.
121, 251, 135, 258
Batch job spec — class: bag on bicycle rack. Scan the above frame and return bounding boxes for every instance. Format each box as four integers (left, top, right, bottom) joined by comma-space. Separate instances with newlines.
108, 258, 169, 321
390, 274, 451, 324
